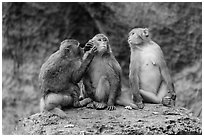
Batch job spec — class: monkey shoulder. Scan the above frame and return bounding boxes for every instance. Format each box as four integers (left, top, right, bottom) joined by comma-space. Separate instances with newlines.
110, 56, 121, 70
142, 41, 164, 65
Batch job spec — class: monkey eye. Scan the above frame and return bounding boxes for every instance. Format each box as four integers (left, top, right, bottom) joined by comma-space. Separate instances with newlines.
98, 38, 102, 41
103, 38, 107, 41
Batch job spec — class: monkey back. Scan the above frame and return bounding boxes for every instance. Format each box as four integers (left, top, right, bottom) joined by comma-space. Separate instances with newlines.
39, 50, 80, 95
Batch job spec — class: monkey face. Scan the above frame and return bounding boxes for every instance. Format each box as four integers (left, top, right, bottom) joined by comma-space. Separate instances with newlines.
128, 28, 149, 45
87, 34, 109, 53
60, 39, 83, 58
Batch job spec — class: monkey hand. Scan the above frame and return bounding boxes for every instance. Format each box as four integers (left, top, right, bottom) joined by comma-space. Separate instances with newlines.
85, 46, 97, 60
79, 97, 93, 106
89, 46, 98, 55
84, 41, 94, 52
84, 41, 97, 53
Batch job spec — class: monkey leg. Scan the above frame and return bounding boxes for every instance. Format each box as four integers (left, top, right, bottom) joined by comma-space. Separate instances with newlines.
94, 76, 110, 110
130, 75, 144, 109
116, 89, 138, 110
40, 93, 72, 118
140, 89, 161, 104
69, 85, 81, 108
139, 82, 173, 106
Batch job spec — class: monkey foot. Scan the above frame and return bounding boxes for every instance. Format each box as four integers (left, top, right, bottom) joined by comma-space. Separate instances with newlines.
136, 102, 144, 109
94, 102, 107, 110
79, 98, 93, 106
107, 105, 116, 111
50, 108, 67, 119
86, 102, 95, 109
125, 106, 133, 110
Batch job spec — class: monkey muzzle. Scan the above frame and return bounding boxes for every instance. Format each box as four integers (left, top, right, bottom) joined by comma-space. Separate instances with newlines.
128, 37, 132, 44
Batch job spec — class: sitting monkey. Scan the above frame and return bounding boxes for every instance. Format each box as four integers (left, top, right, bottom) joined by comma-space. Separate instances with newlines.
128, 28, 176, 107
83, 34, 139, 111
39, 39, 97, 118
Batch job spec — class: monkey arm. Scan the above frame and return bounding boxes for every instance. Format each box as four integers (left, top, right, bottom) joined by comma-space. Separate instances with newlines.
107, 75, 120, 106
72, 53, 94, 84
129, 67, 143, 104
107, 59, 122, 106
159, 59, 176, 98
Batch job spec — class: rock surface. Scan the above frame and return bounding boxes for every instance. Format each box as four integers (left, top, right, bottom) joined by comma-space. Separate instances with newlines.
14, 104, 201, 135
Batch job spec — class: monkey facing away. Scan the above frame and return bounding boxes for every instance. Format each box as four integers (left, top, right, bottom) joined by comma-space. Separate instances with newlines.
128, 28, 176, 107
39, 39, 97, 118
83, 34, 139, 111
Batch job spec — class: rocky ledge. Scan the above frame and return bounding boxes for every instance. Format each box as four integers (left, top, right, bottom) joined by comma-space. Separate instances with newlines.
14, 104, 202, 135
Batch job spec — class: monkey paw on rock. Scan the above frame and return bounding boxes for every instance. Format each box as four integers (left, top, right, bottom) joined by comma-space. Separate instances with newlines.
94, 102, 107, 110
107, 105, 116, 111
136, 102, 144, 109
162, 95, 176, 107
79, 98, 93, 107
86, 101, 107, 110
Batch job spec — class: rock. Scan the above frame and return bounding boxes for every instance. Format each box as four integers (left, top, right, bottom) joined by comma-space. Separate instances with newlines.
13, 104, 201, 135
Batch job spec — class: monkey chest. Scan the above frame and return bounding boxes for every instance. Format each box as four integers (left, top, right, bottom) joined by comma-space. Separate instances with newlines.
88, 59, 109, 87
139, 56, 161, 92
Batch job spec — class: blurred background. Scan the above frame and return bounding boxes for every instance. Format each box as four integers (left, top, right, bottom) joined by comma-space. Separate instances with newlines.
2, 2, 202, 134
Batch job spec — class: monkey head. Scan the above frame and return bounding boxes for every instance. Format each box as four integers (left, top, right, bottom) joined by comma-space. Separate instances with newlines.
85, 34, 111, 54
60, 39, 83, 58
128, 28, 150, 46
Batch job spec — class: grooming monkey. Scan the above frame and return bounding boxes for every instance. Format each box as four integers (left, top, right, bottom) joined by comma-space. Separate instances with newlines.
39, 39, 97, 118
128, 28, 176, 107
83, 34, 139, 110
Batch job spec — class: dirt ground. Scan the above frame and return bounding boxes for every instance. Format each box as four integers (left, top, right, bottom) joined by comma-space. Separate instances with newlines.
14, 104, 201, 135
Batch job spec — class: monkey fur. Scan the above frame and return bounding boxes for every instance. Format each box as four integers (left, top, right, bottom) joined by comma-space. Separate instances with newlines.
39, 39, 97, 118
128, 28, 176, 107
83, 34, 139, 110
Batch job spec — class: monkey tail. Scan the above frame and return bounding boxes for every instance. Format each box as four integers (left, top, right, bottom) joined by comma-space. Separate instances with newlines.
40, 97, 45, 112
116, 98, 138, 109
116, 88, 138, 109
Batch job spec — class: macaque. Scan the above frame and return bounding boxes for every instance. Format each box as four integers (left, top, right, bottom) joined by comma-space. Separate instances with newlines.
128, 28, 176, 107
83, 34, 139, 111
39, 39, 97, 118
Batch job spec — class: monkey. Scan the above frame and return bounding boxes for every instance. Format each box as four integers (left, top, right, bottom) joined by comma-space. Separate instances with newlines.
82, 34, 139, 111
39, 39, 97, 118
128, 28, 176, 107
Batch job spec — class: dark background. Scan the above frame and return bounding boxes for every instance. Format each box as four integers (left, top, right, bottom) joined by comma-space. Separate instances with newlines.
2, 2, 202, 134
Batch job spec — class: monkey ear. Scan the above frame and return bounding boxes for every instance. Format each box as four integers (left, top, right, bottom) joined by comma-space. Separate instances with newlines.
143, 28, 149, 37
77, 41, 80, 47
